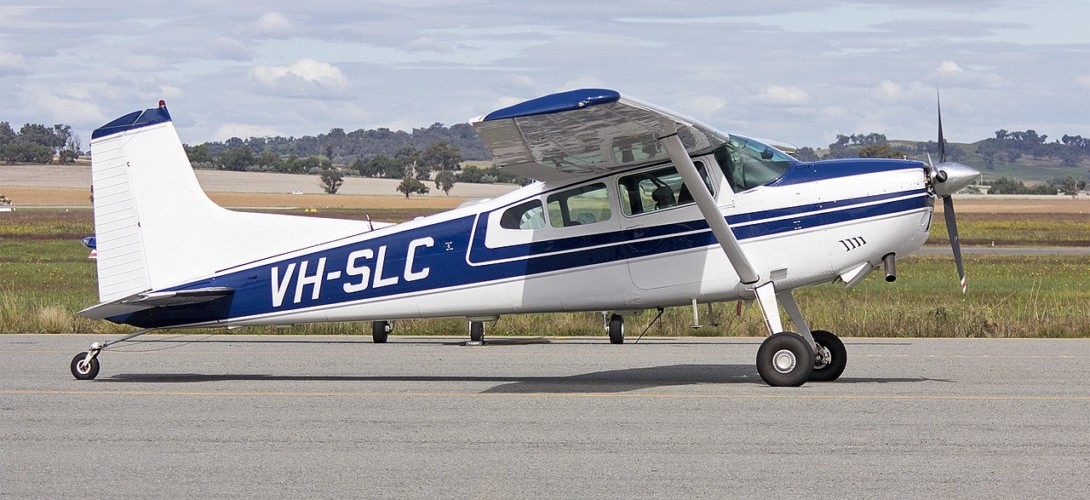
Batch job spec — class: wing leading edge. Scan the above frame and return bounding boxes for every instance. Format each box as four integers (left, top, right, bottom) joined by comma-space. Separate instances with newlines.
472, 89, 728, 182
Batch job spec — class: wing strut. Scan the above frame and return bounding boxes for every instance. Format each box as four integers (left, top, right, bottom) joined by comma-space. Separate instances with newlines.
659, 133, 760, 285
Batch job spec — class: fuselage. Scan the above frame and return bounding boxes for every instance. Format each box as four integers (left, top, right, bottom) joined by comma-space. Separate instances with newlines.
110, 147, 934, 329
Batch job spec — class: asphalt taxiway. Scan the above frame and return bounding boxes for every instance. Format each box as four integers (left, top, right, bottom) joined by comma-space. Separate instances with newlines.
3, 334, 1088, 498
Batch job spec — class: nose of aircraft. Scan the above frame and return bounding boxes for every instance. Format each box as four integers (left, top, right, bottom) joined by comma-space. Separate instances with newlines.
932, 162, 980, 196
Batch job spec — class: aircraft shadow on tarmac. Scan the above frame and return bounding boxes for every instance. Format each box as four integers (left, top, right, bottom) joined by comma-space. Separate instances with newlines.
102, 364, 946, 393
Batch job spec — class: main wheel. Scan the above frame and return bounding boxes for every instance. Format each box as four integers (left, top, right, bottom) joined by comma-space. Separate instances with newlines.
372, 321, 390, 343
70, 353, 100, 380
469, 321, 484, 342
756, 333, 814, 387
608, 314, 624, 344
809, 330, 847, 382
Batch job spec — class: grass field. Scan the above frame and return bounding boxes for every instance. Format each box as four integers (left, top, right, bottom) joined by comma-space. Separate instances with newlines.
2, 203, 1087, 337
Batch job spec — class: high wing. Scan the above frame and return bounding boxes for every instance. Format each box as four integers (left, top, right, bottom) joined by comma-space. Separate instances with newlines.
471, 89, 728, 182
473, 88, 761, 286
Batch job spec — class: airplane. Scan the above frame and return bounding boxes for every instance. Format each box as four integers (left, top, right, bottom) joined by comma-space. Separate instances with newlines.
69, 89, 979, 386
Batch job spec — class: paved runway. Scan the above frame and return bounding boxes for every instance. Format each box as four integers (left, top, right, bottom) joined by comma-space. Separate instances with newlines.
3, 334, 1088, 498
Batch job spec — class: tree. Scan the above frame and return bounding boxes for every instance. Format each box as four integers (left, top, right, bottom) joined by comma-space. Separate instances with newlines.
858, 144, 907, 159
793, 147, 819, 162
395, 145, 423, 179
186, 144, 213, 164
396, 176, 429, 198
220, 146, 254, 171
319, 168, 344, 194
434, 170, 456, 195
421, 140, 463, 173
0, 122, 17, 146
355, 154, 401, 178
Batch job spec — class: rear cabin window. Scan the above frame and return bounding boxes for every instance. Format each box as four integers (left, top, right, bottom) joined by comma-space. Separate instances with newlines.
617, 162, 711, 216
499, 199, 546, 230
546, 183, 612, 228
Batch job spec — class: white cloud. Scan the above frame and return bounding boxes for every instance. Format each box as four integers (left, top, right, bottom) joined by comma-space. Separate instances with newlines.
501, 75, 537, 91
255, 12, 294, 38
870, 80, 931, 104
404, 37, 453, 54
679, 94, 727, 118
212, 36, 253, 61
1077, 76, 1090, 90
0, 52, 27, 73
927, 60, 1006, 89
755, 85, 811, 106
250, 59, 349, 98
19, 83, 108, 127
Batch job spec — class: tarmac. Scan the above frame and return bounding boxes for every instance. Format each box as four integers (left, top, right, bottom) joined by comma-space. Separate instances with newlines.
2, 334, 1088, 498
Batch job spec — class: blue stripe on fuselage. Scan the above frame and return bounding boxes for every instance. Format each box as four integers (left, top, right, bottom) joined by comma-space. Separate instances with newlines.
111, 188, 929, 327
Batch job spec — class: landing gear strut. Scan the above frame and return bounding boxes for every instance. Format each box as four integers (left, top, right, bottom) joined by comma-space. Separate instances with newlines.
752, 283, 848, 386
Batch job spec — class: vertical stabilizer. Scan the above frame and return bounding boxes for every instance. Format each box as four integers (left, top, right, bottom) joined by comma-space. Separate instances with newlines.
88, 103, 368, 303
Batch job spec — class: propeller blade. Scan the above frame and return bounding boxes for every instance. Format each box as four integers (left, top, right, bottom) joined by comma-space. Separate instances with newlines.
942, 195, 966, 293
937, 90, 946, 163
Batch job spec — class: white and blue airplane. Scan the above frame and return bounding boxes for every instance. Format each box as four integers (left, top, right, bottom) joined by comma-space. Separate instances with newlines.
70, 89, 978, 386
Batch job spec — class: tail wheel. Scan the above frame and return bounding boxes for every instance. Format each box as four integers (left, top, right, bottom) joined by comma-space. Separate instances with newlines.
70, 353, 100, 381
608, 314, 624, 344
756, 333, 814, 387
809, 330, 847, 382
372, 321, 391, 343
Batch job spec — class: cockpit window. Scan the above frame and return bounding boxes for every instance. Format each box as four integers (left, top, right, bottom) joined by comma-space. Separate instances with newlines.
715, 135, 797, 193
617, 162, 711, 216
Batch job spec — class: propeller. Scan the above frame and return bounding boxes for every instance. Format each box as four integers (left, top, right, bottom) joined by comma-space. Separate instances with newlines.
927, 91, 978, 293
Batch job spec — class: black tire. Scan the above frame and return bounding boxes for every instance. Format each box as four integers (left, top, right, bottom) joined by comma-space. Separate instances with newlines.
469, 321, 484, 342
70, 353, 99, 381
608, 314, 624, 344
756, 333, 814, 387
372, 321, 390, 343
809, 330, 847, 382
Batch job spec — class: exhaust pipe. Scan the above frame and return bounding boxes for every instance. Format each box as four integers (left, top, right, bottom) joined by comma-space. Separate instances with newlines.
883, 253, 896, 282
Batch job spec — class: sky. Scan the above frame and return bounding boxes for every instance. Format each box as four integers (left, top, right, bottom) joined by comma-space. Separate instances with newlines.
1, 1, 1088, 151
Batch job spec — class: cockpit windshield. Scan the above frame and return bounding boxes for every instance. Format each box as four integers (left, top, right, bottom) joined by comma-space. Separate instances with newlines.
714, 135, 798, 193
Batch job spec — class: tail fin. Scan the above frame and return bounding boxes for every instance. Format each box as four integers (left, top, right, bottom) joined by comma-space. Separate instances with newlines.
88, 102, 367, 303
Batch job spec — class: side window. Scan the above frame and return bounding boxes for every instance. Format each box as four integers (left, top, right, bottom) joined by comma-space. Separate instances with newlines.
618, 162, 711, 216
546, 183, 612, 228
499, 199, 546, 230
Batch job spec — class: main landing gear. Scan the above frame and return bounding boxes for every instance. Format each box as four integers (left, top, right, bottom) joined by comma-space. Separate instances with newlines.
607, 314, 624, 344
752, 283, 848, 386
372, 321, 392, 343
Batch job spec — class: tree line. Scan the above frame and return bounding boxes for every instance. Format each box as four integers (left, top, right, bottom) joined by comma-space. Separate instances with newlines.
4, 117, 1087, 195
0, 122, 81, 164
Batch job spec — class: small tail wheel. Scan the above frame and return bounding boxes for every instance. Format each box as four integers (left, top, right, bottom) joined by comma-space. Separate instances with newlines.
809, 330, 847, 382
372, 321, 391, 343
756, 333, 814, 387
608, 314, 624, 344
469, 321, 484, 343
70, 353, 100, 381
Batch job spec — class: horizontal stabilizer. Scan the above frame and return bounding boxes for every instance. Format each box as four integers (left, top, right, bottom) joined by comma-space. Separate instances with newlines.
79, 287, 234, 320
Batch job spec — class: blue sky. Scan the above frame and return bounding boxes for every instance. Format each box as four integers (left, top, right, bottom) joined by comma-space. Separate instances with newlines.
1, 1, 1087, 150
